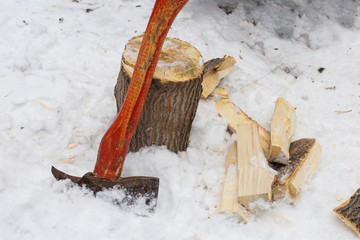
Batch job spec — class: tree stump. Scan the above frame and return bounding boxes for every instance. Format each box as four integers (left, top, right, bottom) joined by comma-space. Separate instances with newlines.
115, 36, 204, 153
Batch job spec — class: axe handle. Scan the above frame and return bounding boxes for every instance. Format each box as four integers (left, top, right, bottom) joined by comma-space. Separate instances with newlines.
93, 0, 189, 180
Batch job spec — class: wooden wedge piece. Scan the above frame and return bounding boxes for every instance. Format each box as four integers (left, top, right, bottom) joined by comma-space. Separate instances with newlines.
219, 142, 252, 223
334, 188, 360, 237
216, 99, 270, 157
270, 138, 322, 201
201, 56, 236, 98
237, 123, 277, 210
269, 97, 296, 164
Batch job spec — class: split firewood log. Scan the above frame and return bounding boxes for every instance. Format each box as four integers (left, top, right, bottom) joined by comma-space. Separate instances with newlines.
215, 99, 270, 157
334, 189, 360, 237
218, 141, 252, 222
269, 97, 296, 165
270, 138, 322, 201
201, 56, 236, 98
237, 122, 277, 210
115, 36, 204, 153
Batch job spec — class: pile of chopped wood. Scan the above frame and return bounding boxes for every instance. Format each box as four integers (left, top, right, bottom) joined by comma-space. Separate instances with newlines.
201, 58, 322, 223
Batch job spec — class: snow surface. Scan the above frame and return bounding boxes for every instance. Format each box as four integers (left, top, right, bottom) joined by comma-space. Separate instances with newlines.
1, 0, 360, 239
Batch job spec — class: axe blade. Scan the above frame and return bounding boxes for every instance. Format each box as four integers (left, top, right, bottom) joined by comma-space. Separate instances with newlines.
51, 166, 159, 212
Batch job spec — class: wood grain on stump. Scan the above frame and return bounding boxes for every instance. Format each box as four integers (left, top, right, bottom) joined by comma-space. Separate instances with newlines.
115, 36, 204, 153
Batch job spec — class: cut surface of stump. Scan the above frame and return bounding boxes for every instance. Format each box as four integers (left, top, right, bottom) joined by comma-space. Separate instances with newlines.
201, 56, 236, 98
270, 138, 322, 200
237, 123, 277, 210
269, 97, 296, 164
115, 36, 204, 153
216, 99, 270, 157
334, 188, 360, 237
218, 141, 252, 222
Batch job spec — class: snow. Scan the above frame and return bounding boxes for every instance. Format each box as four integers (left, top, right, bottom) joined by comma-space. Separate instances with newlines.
1, 0, 360, 239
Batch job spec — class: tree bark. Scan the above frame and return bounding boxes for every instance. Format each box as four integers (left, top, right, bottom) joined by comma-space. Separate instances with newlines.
115, 36, 204, 153
334, 188, 360, 237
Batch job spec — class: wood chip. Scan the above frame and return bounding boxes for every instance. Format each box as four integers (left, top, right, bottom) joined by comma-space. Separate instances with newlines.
68, 143, 78, 149
39, 100, 54, 112
61, 156, 76, 164
273, 212, 292, 226
335, 110, 352, 114
211, 87, 229, 99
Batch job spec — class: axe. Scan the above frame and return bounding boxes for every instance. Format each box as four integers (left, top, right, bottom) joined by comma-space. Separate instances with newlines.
52, 0, 189, 211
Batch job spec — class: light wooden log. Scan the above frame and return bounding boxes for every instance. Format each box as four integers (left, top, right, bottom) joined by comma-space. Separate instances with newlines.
215, 99, 270, 157
269, 97, 296, 165
115, 36, 204, 153
237, 123, 277, 210
334, 188, 360, 237
218, 141, 252, 223
270, 138, 322, 201
201, 56, 236, 98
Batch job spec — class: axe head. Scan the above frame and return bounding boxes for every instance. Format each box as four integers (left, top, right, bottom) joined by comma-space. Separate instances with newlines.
51, 166, 159, 212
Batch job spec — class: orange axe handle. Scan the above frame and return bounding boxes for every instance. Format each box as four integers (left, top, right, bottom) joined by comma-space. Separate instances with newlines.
93, 0, 189, 180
